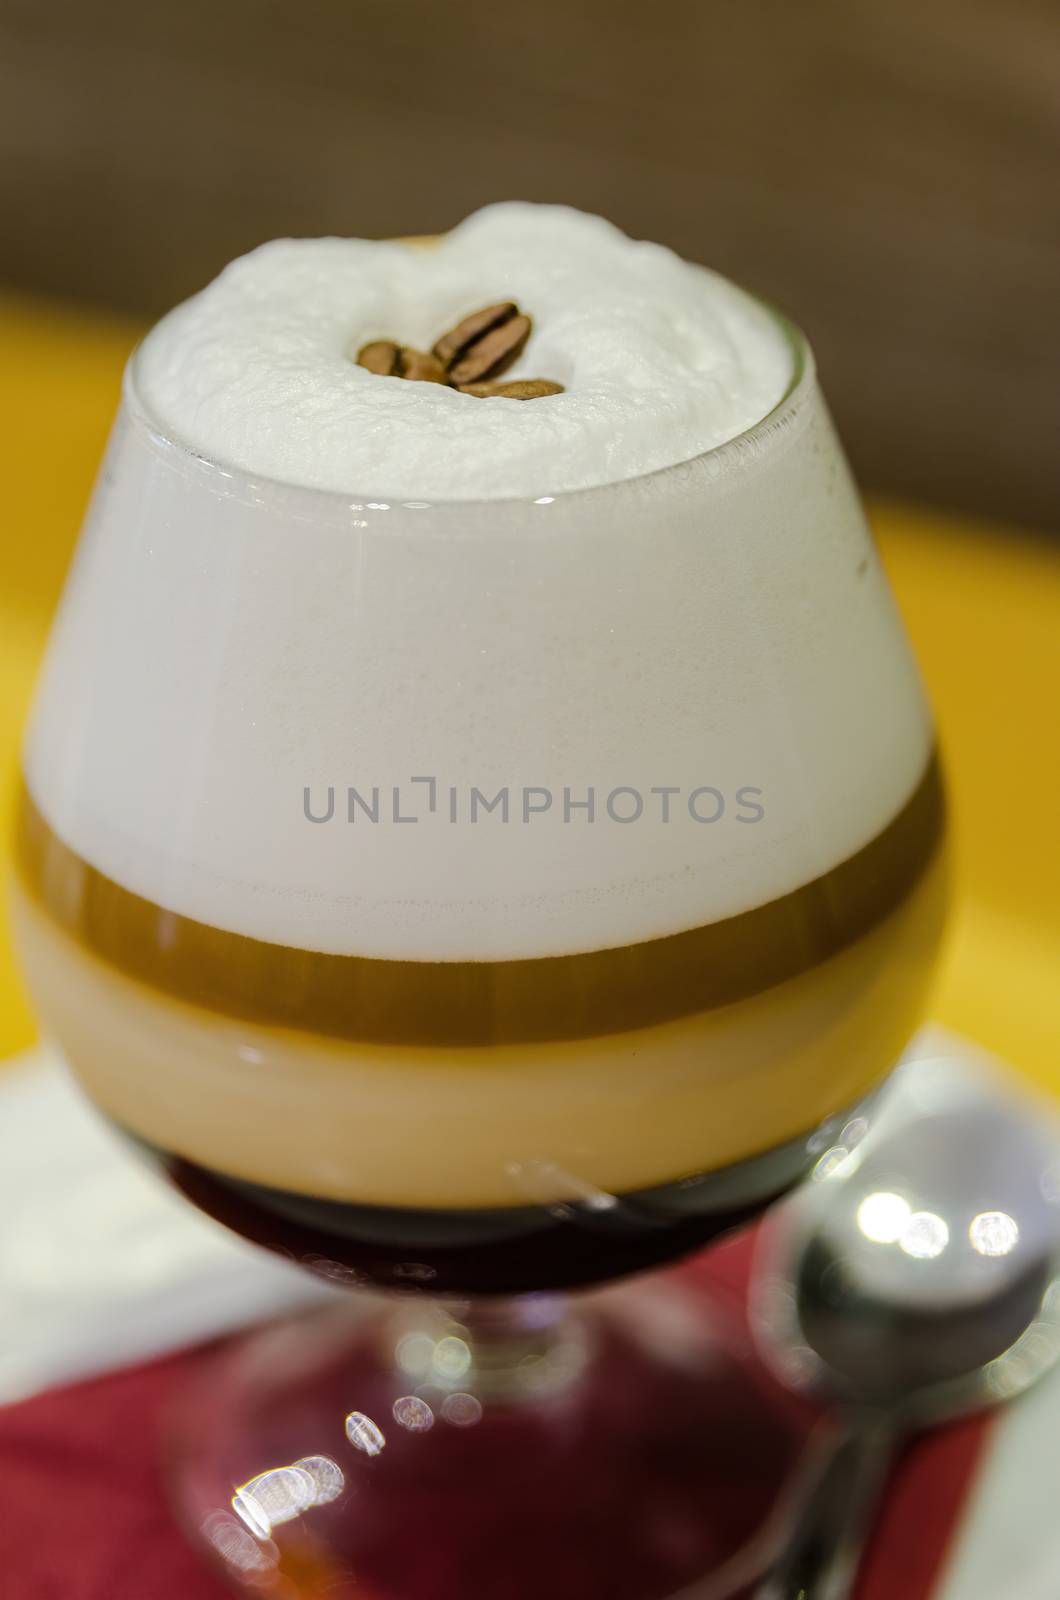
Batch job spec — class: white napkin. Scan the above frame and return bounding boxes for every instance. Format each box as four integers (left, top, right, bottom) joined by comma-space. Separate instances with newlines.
0, 1048, 330, 1404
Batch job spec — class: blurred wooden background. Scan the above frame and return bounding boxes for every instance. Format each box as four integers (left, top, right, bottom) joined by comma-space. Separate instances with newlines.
0, 0, 1057, 526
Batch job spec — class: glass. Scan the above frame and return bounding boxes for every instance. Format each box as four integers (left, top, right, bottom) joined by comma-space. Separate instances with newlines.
11, 313, 946, 1598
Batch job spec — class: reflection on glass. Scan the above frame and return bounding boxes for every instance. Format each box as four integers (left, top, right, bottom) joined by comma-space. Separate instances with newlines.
898, 1211, 950, 1260
440, 1392, 484, 1428
201, 1510, 278, 1577
344, 1413, 386, 1457
812, 1147, 854, 1184
856, 1191, 912, 1244
970, 1210, 1019, 1258
392, 1395, 435, 1432
232, 1456, 346, 1539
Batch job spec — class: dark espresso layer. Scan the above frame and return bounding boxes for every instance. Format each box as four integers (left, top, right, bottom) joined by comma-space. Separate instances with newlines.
124, 1098, 869, 1294
16, 756, 942, 1046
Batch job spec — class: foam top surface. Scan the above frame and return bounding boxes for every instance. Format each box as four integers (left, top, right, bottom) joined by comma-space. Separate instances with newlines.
133, 203, 793, 500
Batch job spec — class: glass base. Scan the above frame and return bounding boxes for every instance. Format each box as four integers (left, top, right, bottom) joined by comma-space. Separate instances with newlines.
166, 1278, 806, 1600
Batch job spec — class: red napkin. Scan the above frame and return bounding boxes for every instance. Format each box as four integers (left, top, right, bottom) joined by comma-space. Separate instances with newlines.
0, 1232, 989, 1600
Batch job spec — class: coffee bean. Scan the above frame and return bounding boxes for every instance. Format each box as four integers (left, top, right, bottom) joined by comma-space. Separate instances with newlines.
355, 339, 400, 376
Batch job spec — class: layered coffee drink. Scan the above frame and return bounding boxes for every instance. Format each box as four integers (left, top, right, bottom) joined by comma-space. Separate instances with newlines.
13, 205, 945, 1294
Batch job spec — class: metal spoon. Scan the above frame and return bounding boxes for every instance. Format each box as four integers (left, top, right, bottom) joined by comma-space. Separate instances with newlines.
749, 1054, 1060, 1600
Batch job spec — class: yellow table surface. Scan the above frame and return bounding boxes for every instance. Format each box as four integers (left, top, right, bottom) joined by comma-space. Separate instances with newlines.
2, 290, 1058, 1091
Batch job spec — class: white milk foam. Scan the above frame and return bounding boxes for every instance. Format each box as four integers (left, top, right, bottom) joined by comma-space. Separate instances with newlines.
25, 213, 934, 963
133, 203, 793, 500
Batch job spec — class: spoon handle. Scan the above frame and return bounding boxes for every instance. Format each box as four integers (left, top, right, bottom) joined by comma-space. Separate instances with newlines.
753, 1414, 898, 1600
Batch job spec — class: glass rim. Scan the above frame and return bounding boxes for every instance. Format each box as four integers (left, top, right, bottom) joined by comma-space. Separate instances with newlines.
123, 299, 813, 515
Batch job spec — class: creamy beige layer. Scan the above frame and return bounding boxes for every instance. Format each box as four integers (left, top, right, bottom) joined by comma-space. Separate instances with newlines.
10, 844, 946, 1209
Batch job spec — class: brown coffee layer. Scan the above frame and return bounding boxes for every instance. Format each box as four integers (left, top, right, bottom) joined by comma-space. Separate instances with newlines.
15, 755, 942, 1046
